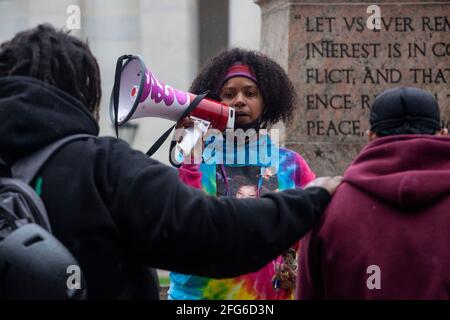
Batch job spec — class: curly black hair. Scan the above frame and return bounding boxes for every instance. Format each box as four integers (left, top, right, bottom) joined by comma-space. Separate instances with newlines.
190, 48, 296, 128
0, 24, 101, 120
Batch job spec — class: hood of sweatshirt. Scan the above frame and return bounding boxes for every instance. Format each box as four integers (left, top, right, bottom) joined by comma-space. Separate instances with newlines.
344, 134, 450, 210
0, 76, 99, 163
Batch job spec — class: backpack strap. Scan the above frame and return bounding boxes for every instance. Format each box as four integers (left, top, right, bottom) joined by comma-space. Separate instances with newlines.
11, 134, 95, 184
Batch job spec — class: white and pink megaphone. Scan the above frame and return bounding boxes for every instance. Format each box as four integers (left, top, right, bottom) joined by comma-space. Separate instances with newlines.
110, 55, 235, 156
110, 55, 235, 164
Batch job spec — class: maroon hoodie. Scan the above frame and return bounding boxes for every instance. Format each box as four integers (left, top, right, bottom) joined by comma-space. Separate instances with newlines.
297, 135, 450, 300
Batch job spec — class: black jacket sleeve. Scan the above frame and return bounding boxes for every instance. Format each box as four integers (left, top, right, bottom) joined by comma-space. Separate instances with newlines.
104, 139, 331, 278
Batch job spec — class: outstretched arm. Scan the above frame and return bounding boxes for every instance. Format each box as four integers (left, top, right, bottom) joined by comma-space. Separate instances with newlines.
106, 139, 337, 278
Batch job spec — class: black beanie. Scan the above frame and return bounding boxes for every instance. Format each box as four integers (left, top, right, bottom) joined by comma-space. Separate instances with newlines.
370, 87, 441, 134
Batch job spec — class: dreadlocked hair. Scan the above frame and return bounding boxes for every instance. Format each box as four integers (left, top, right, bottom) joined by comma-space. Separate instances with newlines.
190, 48, 296, 128
0, 24, 101, 120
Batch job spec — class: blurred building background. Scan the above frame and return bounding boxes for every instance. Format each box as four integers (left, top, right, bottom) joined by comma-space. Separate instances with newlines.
0, 0, 261, 295
0, 0, 261, 163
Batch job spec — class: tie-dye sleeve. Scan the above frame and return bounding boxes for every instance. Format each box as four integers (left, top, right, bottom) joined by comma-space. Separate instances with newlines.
178, 164, 202, 189
292, 152, 316, 188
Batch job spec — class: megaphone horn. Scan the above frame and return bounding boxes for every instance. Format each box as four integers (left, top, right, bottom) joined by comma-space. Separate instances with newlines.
110, 55, 235, 132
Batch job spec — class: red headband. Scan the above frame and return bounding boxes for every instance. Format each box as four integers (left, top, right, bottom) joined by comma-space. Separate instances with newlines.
220, 62, 257, 88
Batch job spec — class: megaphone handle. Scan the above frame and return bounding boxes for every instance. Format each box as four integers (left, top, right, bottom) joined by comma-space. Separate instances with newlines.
172, 118, 210, 165
145, 91, 209, 162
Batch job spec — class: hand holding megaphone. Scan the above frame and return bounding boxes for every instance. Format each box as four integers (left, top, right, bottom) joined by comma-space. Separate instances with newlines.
110, 55, 235, 165
173, 116, 211, 164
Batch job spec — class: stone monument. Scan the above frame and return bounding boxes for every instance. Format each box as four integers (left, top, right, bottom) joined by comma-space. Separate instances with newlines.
256, 0, 450, 176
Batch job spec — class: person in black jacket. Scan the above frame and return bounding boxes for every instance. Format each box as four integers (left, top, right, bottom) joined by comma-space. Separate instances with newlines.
0, 24, 341, 299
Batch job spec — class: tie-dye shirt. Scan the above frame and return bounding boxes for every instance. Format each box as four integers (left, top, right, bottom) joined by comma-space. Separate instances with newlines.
168, 137, 315, 300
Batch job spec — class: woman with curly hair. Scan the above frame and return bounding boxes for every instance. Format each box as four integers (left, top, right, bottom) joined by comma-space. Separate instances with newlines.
168, 48, 316, 300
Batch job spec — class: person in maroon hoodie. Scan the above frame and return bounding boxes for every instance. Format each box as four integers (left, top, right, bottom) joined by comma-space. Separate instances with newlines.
297, 87, 450, 300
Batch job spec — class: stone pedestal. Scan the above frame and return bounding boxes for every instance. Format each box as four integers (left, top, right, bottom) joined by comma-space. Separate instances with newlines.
256, 0, 450, 176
